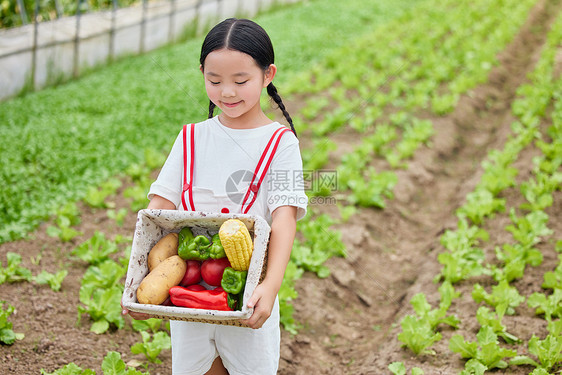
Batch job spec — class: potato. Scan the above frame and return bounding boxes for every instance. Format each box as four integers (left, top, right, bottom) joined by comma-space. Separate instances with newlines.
137, 255, 187, 305
147, 232, 179, 271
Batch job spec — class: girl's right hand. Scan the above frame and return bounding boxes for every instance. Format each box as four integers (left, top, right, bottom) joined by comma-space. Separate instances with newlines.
121, 301, 152, 320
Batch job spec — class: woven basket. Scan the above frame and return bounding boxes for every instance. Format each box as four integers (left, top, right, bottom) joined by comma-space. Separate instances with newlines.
122, 209, 270, 327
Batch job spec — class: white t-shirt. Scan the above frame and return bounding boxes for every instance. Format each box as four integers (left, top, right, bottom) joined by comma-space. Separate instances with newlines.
148, 116, 308, 223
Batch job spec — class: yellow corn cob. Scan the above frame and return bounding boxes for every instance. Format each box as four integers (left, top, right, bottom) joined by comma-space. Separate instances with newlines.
218, 219, 253, 271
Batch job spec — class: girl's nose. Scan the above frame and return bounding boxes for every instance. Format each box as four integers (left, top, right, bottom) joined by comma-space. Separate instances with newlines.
222, 85, 236, 97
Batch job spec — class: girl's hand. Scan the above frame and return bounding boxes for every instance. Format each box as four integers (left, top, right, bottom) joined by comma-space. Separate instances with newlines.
240, 281, 277, 329
121, 300, 151, 320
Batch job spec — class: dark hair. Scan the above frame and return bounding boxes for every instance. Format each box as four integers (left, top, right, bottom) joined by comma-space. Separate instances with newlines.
200, 18, 296, 136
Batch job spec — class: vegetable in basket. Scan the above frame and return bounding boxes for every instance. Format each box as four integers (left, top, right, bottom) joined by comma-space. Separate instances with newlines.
201, 257, 231, 286
219, 219, 254, 271
178, 227, 212, 261
209, 233, 226, 259
137, 255, 187, 305
169, 286, 232, 311
179, 260, 201, 287
220, 267, 247, 295
147, 232, 179, 271
227, 292, 243, 311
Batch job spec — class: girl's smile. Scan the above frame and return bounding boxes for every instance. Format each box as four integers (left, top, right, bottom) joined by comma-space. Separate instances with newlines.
222, 100, 243, 108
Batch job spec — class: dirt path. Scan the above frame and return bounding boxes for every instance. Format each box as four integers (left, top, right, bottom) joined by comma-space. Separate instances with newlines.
277, 0, 562, 373
1, 0, 560, 374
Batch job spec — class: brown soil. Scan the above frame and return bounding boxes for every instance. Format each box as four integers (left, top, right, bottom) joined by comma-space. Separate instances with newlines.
1, 0, 561, 374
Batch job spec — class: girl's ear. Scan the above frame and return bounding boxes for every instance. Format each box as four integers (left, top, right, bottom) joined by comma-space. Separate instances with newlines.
200, 64, 204, 74
263, 64, 277, 87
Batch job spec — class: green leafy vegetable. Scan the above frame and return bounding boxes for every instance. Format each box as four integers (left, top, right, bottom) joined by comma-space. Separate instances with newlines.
84, 178, 122, 209
519, 171, 561, 211
278, 261, 304, 334
33, 269, 68, 291
40, 351, 147, 374
527, 289, 562, 321
292, 213, 346, 278
541, 254, 562, 289
456, 188, 505, 225
398, 314, 442, 355
478, 160, 518, 196
436, 218, 490, 283
472, 280, 525, 317
40, 363, 95, 375
388, 362, 425, 375
46, 202, 83, 242
131, 318, 164, 334
0, 252, 32, 284
460, 359, 487, 375
493, 242, 543, 283
397, 283, 460, 355
77, 286, 124, 334
449, 326, 517, 370
0, 300, 24, 345
71, 231, 119, 265
102, 351, 145, 375
347, 169, 397, 208
46, 216, 83, 242
131, 331, 172, 363
475, 306, 519, 344
411, 282, 461, 329
510, 334, 562, 372
80, 260, 126, 301
505, 209, 553, 249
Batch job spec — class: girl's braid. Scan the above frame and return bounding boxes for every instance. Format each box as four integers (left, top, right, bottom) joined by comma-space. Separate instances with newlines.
267, 83, 297, 137
208, 101, 216, 119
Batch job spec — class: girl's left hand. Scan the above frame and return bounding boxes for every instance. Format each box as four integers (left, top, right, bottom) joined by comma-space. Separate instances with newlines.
240, 281, 277, 329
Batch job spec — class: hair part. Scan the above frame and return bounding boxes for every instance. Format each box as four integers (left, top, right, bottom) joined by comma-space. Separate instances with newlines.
201, 18, 297, 136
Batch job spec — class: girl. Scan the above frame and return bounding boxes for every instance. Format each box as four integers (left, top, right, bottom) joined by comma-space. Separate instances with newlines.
124, 18, 308, 375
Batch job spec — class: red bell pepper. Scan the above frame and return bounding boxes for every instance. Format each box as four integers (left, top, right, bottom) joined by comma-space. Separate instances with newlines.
169, 286, 232, 311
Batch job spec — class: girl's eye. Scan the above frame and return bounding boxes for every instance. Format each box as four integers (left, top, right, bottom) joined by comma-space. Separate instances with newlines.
236, 80, 248, 85
209, 80, 220, 85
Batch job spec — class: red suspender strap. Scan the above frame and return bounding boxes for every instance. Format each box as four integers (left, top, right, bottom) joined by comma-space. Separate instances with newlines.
181, 124, 196, 211
240, 127, 285, 212
241, 127, 292, 214
188, 123, 196, 211
181, 124, 187, 210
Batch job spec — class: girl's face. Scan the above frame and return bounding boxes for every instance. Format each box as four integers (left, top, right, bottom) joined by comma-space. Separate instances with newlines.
201, 49, 276, 126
